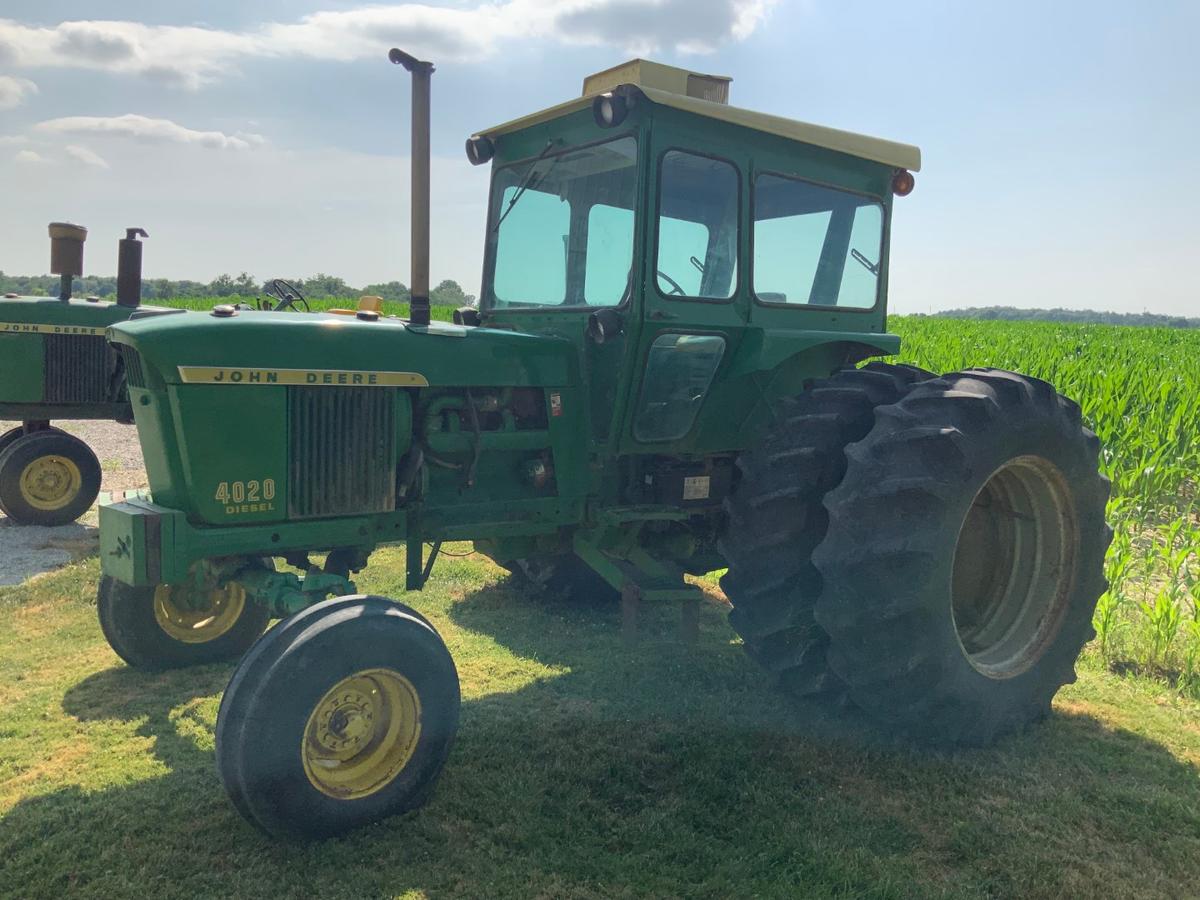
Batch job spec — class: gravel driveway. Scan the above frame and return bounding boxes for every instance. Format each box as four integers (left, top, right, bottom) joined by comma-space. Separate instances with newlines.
0, 419, 146, 586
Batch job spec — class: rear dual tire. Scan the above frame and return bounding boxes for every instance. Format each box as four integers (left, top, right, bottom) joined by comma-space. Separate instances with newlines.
812, 368, 1110, 744
719, 362, 934, 700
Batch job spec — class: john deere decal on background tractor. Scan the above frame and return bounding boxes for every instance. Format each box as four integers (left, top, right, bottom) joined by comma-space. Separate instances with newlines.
96, 53, 1111, 839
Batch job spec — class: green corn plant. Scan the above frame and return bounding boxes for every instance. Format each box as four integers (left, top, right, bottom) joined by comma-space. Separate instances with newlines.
1178, 621, 1200, 699
1139, 590, 1182, 671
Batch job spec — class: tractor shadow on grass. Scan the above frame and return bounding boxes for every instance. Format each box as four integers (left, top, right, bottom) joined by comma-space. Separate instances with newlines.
1, 577, 1198, 897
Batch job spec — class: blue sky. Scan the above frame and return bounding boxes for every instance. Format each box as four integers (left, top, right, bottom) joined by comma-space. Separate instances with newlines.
1, 0, 1195, 315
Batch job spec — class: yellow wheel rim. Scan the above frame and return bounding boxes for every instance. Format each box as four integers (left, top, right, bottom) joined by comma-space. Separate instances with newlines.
19, 455, 82, 511
302, 668, 422, 800
153, 582, 247, 644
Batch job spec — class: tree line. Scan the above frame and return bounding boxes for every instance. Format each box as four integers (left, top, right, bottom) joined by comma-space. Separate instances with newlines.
0, 271, 476, 306
926, 306, 1198, 329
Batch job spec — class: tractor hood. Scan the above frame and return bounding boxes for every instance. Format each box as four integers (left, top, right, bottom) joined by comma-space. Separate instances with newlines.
107, 310, 576, 388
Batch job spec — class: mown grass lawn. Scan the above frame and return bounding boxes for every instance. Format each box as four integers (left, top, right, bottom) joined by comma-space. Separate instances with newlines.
1, 548, 1198, 900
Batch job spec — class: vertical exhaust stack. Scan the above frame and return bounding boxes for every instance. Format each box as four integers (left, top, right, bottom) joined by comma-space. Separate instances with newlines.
116, 228, 149, 307
389, 48, 434, 328
48, 222, 87, 301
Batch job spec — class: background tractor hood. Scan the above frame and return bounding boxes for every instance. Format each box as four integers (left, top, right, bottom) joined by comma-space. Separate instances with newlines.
108, 311, 576, 388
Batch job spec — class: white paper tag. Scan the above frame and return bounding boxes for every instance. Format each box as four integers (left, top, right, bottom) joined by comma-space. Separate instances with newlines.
682, 475, 710, 500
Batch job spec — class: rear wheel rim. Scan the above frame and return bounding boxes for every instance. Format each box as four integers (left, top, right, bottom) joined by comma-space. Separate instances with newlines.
153, 583, 247, 643
302, 668, 422, 800
951, 455, 1078, 679
19, 455, 82, 511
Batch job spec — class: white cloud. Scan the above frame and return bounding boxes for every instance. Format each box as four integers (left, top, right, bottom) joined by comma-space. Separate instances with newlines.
14, 149, 46, 164
0, 2, 776, 88
0, 75, 37, 110
64, 144, 110, 169
34, 115, 264, 151
0, 19, 257, 89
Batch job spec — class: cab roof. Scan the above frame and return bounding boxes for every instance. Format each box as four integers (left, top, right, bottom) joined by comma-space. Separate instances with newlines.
475, 58, 921, 172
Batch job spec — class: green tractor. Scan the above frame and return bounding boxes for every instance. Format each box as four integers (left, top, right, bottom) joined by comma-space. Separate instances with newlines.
97, 53, 1110, 839
0, 224, 168, 525
0, 225, 313, 527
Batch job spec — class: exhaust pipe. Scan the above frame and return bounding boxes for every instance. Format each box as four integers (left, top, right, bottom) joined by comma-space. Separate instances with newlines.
48, 221, 87, 301
116, 228, 149, 307
389, 48, 434, 328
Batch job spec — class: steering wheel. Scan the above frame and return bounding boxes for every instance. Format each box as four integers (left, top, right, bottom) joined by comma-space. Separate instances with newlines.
656, 269, 686, 296
263, 279, 310, 312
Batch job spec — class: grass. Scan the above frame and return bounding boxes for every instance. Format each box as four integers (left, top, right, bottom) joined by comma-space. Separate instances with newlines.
2, 549, 1198, 899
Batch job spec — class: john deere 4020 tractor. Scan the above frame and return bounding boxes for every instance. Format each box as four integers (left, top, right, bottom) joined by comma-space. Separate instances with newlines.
97, 53, 1110, 839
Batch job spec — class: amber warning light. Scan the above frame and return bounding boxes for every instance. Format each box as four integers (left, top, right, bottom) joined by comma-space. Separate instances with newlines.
892, 169, 915, 196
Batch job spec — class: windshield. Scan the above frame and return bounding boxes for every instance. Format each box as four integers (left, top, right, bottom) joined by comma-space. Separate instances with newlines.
484, 136, 638, 310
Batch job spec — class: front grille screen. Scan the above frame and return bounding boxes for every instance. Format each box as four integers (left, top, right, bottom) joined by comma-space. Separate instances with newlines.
43, 334, 111, 403
121, 347, 147, 389
288, 386, 397, 519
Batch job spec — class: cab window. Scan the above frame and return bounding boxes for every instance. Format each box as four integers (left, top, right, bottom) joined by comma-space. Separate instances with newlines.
655, 151, 739, 300
753, 173, 883, 309
487, 136, 638, 309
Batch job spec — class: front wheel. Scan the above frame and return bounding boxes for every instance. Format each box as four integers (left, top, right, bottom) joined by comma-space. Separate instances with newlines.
0, 429, 101, 525
813, 369, 1111, 745
97, 575, 271, 670
215, 595, 461, 840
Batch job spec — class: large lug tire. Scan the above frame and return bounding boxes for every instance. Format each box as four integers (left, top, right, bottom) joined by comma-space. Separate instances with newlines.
505, 554, 621, 605
215, 595, 461, 840
719, 362, 934, 700
0, 429, 101, 525
97, 575, 271, 670
813, 368, 1112, 745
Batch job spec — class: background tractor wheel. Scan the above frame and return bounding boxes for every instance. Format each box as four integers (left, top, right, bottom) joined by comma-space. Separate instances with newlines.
0, 426, 26, 458
0, 429, 101, 525
719, 362, 933, 701
813, 368, 1111, 745
97, 575, 271, 670
504, 554, 621, 604
215, 595, 460, 840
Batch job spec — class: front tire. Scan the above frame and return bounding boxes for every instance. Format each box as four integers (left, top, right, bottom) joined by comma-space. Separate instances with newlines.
0, 429, 101, 525
813, 369, 1111, 745
97, 575, 271, 670
215, 595, 460, 840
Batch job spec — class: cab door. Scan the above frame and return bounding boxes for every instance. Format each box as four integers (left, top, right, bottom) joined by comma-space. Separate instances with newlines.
621, 114, 749, 455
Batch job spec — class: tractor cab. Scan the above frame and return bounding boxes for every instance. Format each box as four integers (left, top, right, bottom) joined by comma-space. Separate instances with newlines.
467, 59, 921, 456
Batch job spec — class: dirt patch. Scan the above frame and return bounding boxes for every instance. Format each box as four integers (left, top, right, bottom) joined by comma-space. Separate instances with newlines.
0, 419, 146, 585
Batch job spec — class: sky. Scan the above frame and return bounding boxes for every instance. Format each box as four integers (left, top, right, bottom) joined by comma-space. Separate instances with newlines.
0, 0, 1196, 315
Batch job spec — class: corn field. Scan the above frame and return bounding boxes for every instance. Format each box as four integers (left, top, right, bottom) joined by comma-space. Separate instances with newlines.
893, 317, 1200, 694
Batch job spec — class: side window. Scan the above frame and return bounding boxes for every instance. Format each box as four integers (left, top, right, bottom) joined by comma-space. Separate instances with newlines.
753, 173, 883, 309
656, 151, 739, 300
584, 204, 634, 306
634, 333, 727, 442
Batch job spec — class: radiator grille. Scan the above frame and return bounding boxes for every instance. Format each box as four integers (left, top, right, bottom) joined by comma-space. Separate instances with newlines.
121, 347, 147, 389
43, 334, 111, 403
288, 386, 397, 519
